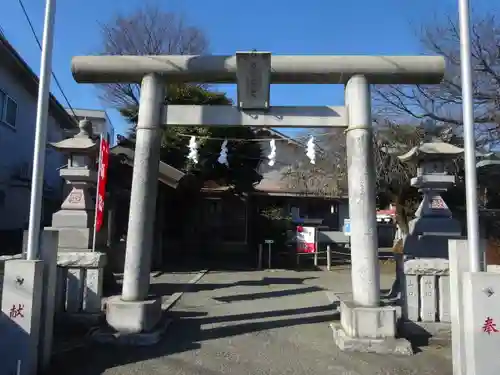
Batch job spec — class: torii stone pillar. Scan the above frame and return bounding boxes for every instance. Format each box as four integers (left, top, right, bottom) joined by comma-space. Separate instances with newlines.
70, 53, 445, 347
345, 75, 380, 307
121, 74, 164, 302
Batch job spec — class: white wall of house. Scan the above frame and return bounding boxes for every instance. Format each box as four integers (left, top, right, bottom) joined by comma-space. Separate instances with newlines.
0, 64, 66, 230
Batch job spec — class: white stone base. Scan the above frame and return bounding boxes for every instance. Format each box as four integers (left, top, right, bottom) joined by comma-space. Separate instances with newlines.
92, 316, 172, 346
332, 300, 413, 355
105, 296, 161, 334
331, 323, 413, 355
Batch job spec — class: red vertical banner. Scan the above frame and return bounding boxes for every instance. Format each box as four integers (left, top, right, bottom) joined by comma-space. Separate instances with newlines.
95, 137, 110, 233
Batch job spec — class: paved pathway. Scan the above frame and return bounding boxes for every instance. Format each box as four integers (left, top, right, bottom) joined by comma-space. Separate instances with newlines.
48, 268, 452, 375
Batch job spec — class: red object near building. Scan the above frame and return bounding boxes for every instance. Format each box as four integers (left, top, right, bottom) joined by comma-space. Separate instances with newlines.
296, 225, 316, 253
95, 137, 110, 233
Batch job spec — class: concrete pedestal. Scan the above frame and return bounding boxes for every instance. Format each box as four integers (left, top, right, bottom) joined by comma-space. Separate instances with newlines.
92, 296, 169, 345
331, 300, 413, 355
106, 296, 161, 333
56, 252, 107, 322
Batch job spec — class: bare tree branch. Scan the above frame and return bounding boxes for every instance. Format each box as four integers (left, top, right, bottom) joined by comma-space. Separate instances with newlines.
97, 4, 209, 110
282, 128, 348, 197
374, 14, 500, 147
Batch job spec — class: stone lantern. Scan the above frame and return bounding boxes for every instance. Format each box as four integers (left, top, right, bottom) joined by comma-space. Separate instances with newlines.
49, 119, 104, 251
395, 139, 464, 338
40, 118, 108, 318
398, 139, 464, 253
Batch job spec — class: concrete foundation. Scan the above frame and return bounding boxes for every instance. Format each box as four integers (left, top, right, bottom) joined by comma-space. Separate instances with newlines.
105, 296, 162, 334
0, 260, 44, 375
331, 300, 413, 355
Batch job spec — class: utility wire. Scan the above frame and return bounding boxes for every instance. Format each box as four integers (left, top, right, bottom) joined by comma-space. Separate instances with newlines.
17, 0, 78, 119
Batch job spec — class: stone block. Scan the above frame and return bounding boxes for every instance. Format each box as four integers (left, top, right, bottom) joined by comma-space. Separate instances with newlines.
402, 274, 419, 321
106, 296, 162, 334
404, 235, 454, 259
331, 322, 413, 355
404, 258, 449, 275
51, 209, 94, 228
0, 260, 44, 375
420, 275, 437, 322
408, 217, 461, 238
24, 228, 93, 252
56, 227, 93, 250
57, 252, 107, 268
83, 268, 104, 313
0, 254, 24, 303
438, 276, 451, 322
339, 300, 397, 338
39, 229, 59, 370
462, 271, 500, 375
66, 268, 84, 312
92, 316, 172, 346
54, 267, 67, 313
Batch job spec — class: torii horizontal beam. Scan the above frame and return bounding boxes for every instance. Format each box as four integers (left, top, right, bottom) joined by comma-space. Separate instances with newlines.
71, 55, 445, 85
164, 105, 348, 128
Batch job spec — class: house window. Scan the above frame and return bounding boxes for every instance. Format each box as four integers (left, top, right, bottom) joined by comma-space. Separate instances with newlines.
0, 89, 17, 128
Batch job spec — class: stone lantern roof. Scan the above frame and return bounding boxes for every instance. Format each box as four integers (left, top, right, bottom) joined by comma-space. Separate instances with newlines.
49, 119, 98, 153
477, 152, 500, 180
398, 140, 464, 164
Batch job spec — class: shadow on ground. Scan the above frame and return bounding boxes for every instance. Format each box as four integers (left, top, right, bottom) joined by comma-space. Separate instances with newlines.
149, 276, 318, 297
46, 298, 338, 375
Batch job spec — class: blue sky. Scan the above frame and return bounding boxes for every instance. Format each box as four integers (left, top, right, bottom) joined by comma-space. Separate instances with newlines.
0, 0, 496, 139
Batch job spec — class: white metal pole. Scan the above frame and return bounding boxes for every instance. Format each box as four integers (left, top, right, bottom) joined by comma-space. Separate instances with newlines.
25, 0, 56, 261
458, 0, 482, 272
92, 133, 103, 252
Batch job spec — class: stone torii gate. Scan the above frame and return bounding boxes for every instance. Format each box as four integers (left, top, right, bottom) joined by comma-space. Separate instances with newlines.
71, 53, 445, 351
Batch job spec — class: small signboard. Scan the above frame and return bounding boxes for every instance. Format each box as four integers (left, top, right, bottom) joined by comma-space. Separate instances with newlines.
296, 226, 316, 253
235, 51, 271, 110
264, 239, 274, 244
343, 219, 351, 237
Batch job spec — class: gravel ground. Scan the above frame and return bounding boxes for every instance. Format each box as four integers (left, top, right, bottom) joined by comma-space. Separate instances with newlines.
47, 267, 452, 375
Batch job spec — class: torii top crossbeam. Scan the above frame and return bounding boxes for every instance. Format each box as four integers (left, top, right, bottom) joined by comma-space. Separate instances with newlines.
71, 54, 445, 85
